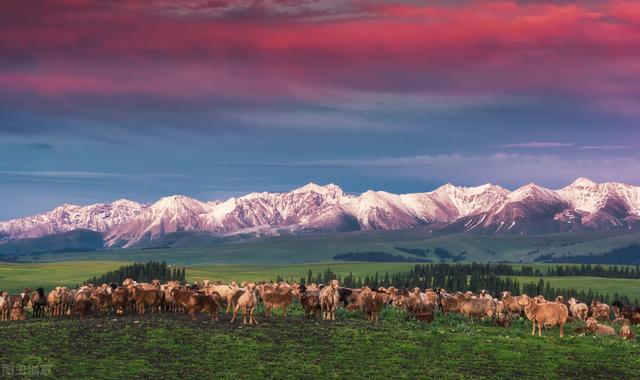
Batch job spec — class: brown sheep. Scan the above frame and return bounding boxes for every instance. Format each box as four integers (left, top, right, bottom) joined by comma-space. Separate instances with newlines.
568, 297, 588, 321
261, 286, 297, 318
362, 291, 391, 321
298, 286, 321, 319
185, 292, 223, 322
619, 323, 636, 341
500, 291, 524, 317
10, 301, 26, 321
111, 287, 129, 315
0, 291, 10, 321
457, 295, 495, 320
585, 317, 615, 336
206, 283, 240, 313
590, 300, 611, 322
91, 292, 113, 316
30, 287, 47, 318
231, 283, 258, 325
132, 286, 162, 315
519, 294, 569, 338
319, 279, 340, 321
73, 299, 94, 319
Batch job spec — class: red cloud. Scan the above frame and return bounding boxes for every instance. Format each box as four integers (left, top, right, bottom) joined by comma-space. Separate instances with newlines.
1, 0, 639, 113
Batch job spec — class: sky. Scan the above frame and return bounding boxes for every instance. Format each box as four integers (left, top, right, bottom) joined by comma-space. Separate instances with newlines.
1, 0, 640, 219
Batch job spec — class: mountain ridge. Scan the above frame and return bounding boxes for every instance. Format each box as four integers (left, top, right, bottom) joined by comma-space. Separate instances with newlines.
1, 178, 639, 248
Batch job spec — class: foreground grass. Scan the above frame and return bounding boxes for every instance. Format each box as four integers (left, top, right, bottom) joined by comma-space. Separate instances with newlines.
0, 306, 638, 379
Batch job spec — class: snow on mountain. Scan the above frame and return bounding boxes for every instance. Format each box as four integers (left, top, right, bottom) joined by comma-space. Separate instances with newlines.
2, 179, 640, 246
0, 200, 144, 240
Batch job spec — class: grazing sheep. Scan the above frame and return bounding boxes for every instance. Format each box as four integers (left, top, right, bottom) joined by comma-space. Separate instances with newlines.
585, 317, 615, 336
619, 323, 636, 341
611, 300, 640, 325
132, 286, 163, 315
111, 287, 129, 315
298, 286, 321, 319
500, 291, 524, 318
519, 294, 569, 338
319, 279, 340, 321
185, 292, 223, 322
457, 295, 495, 320
207, 283, 241, 314
91, 292, 113, 316
0, 291, 9, 321
73, 299, 94, 319
10, 301, 26, 321
261, 285, 298, 319
590, 300, 611, 322
568, 297, 588, 321
231, 283, 258, 325
362, 291, 391, 321
30, 287, 47, 318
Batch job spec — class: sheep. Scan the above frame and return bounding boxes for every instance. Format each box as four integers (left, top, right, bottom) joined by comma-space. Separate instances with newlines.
619, 322, 636, 341
111, 287, 129, 315
362, 291, 391, 321
585, 317, 615, 336
457, 295, 495, 320
0, 291, 9, 321
206, 283, 241, 313
185, 292, 223, 322
590, 300, 611, 322
567, 297, 588, 321
319, 279, 340, 321
30, 287, 47, 318
261, 285, 298, 318
231, 282, 258, 325
10, 300, 26, 321
500, 291, 524, 318
518, 294, 569, 338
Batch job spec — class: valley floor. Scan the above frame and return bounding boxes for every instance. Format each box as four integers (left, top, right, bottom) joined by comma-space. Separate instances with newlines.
0, 307, 638, 379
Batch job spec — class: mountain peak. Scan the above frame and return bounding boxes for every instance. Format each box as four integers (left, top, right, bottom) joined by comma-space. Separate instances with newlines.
293, 182, 343, 196
569, 177, 598, 187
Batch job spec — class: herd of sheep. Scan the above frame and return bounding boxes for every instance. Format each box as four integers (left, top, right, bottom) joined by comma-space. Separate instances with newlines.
1, 278, 638, 341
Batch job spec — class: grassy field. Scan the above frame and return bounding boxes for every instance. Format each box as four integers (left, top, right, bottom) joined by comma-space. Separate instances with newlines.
2, 260, 640, 301
0, 261, 126, 293
505, 276, 640, 301
19, 229, 640, 265
0, 306, 638, 379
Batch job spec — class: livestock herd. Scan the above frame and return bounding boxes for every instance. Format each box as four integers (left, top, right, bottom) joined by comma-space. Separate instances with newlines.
1, 279, 638, 340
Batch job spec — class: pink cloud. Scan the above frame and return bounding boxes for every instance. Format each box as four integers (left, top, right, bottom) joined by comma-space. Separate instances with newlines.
1, 0, 639, 113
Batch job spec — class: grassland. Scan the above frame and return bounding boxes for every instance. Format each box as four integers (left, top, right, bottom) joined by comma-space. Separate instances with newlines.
21, 229, 640, 265
0, 306, 638, 379
0, 261, 126, 293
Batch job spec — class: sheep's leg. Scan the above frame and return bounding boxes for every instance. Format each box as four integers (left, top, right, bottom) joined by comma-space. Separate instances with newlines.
251, 306, 258, 325
242, 306, 247, 325
230, 305, 239, 324
282, 306, 287, 318
559, 323, 564, 338
531, 320, 536, 336
537, 321, 543, 337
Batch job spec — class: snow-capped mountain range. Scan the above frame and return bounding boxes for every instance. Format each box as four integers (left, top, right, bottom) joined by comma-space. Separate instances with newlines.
1, 178, 639, 248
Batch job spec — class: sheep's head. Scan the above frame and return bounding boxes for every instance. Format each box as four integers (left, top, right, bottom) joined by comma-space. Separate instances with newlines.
500, 291, 511, 300
585, 317, 598, 331
555, 296, 565, 303
330, 279, 340, 289
568, 297, 577, 305
518, 295, 531, 307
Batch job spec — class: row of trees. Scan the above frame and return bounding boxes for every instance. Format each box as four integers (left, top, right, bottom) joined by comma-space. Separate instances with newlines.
544, 263, 640, 279
86, 261, 186, 285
